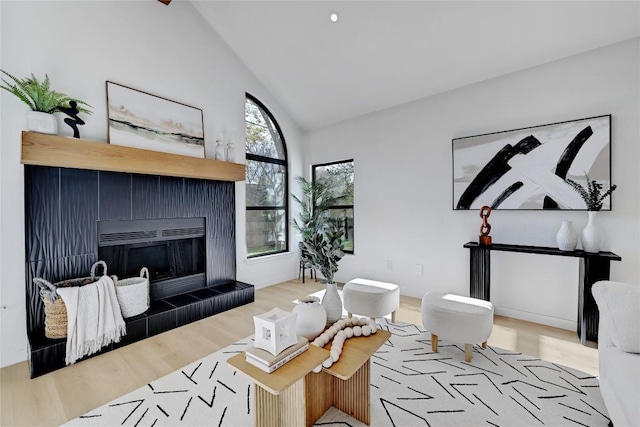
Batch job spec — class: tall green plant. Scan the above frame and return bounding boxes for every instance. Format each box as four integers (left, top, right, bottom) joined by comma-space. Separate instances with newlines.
0, 69, 92, 114
293, 176, 346, 281
292, 176, 343, 242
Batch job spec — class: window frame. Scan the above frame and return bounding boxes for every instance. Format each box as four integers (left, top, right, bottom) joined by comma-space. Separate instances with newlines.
245, 93, 289, 258
312, 159, 355, 254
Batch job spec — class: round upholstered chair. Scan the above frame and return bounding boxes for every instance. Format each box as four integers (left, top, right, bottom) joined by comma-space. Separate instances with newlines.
343, 278, 400, 322
421, 291, 494, 362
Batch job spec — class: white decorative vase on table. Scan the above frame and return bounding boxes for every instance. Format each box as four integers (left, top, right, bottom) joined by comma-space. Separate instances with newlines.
26, 111, 57, 135
292, 296, 326, 340
581, 211, 603, 253
556, 220, 578, 251
322, 281, 343, 325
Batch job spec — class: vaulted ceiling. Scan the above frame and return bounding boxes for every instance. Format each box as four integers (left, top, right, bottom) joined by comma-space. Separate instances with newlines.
192, 1, 640, 131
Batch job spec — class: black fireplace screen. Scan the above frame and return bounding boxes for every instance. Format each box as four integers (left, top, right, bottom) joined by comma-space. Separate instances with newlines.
98, 217, 206, 300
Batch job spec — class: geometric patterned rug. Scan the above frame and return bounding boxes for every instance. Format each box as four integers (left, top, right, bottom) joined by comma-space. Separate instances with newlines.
63, 319, 609, 427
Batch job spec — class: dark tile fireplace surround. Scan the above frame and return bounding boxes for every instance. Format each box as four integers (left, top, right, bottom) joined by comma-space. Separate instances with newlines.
25, 166, 254, 378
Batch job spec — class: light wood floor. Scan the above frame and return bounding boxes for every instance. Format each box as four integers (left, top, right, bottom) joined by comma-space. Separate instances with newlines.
0, 279, 599, 426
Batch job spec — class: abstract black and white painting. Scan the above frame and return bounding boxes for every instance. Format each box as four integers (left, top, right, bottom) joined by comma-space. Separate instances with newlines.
107, 82, 205, 158
452, 115, 611, 210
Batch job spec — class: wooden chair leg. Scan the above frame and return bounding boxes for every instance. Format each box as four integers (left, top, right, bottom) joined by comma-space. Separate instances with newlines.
431, 334, 438, 352
482, 341, 487, 349
465, 344, 473, 362
391, 310, 396, 323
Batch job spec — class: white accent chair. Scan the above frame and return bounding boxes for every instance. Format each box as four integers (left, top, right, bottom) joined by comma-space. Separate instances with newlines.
592, 280, 640, 427
343, 278, 400, 322
421, 292, 494, 362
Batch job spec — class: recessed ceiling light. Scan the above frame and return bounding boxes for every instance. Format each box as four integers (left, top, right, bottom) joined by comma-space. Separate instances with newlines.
329, 11, 339, 23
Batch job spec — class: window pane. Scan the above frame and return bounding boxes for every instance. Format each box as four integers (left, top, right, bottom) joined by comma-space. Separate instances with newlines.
246, 160, 286, 207
246, 209, 286, 256
328, 208, 354, 252
314, 161, 354, 204
245, 99, 285, 160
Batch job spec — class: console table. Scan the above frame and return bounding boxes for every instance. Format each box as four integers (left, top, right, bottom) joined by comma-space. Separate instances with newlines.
463, 242, 622, 345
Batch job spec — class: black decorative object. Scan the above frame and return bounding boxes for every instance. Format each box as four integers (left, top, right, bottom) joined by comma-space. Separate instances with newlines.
452, 115, 612, 210
58, 100, 85, 138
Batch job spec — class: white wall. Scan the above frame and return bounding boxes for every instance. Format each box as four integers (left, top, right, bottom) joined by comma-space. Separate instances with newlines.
305, 38, 640, 331
0, 1, 301, 368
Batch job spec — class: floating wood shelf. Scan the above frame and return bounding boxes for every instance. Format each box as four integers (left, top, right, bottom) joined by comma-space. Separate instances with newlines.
21, 131, 245, 182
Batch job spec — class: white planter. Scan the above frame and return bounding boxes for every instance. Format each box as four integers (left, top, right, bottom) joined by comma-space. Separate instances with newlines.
581, 211, 603, 253
292, 296, 326, 340
556, 220, 578, 251
322, 282, 343, 325
26, 111, 57, 134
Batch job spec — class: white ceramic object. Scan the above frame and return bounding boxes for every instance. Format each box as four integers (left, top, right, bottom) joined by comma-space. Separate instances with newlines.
26, 111, 57, 135
353, 325, 362, 337
582, 211, 603, 253
253, 307, 298, 356
292, 296, 327, 340
556, 220, 578, 251
322, 282, 343, 324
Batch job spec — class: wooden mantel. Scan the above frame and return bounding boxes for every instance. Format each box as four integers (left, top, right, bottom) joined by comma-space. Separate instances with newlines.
21, 131, 245, 182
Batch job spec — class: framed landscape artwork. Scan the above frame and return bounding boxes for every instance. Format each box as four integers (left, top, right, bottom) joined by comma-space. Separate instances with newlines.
106, 81, 205, 158
452, 115, 612, 210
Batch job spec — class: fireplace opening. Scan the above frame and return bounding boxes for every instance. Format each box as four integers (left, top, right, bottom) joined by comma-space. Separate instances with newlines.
98, 218, 206, 301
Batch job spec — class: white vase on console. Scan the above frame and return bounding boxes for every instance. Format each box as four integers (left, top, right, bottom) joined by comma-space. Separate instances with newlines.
556, 220, 578, 251
581, 211, 603, 253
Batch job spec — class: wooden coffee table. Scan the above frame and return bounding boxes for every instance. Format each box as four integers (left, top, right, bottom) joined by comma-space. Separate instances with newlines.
307, 330, 391, 425
228, 329, 391, 427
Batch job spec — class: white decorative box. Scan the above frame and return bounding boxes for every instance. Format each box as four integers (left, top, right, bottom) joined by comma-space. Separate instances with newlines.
253, 307, 298, 356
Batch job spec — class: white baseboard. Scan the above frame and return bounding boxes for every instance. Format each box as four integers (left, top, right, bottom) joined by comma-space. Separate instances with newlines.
494, 306, 576, 332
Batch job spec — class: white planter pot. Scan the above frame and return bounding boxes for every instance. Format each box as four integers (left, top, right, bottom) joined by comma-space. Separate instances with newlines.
556, 220, 578, 251
292, 296, 326, 340
581, 211, 603, 253
322, 282, 343, 325
26, 111, 57, 135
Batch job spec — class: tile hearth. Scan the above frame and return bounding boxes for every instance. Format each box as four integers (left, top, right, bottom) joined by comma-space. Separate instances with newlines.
29, 281, 254, 378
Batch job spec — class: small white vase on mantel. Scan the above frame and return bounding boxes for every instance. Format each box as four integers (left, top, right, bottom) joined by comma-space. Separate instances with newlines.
556, 220, 578, 251
322, 281, 343, 325
581, 211, 603, 253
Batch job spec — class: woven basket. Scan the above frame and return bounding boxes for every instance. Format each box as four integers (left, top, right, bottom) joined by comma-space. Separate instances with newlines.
113, 267, 150, 318
34, 261, 108, 339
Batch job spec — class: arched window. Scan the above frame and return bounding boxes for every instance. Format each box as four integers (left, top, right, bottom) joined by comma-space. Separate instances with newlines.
245, 94, 288, 257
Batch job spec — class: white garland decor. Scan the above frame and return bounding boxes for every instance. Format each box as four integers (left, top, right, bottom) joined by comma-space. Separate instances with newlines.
310, 316, 378, 373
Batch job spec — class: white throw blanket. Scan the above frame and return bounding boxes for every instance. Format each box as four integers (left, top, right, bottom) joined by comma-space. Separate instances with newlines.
57, 275, 126, 365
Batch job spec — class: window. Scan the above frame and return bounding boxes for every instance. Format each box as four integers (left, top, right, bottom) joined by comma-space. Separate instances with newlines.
312, 159, 354, 253
245, 94, 288, 257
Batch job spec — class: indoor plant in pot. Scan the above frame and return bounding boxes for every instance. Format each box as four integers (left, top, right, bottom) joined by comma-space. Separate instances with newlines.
303, 221, 346, 324
565, 173, 617, 253
292, 176, 343, 278
0, 69, 92, 134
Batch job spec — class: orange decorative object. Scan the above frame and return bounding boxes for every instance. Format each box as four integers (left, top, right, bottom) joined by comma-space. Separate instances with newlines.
479, 206, 492, 246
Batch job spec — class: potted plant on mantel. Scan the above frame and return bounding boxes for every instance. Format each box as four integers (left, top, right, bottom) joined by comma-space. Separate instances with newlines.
565, 173, 617, 253
292, 176, 346, 323
0, 69, 92, 135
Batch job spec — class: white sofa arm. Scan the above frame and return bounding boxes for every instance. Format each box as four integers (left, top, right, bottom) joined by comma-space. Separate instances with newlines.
592, 280, 640, 354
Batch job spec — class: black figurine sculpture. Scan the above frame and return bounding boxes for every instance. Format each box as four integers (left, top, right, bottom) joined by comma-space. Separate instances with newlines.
58, 100, 85, 138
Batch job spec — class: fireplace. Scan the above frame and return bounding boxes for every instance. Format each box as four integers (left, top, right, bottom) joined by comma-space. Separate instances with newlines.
98, 217, 206, 300
25, 167, 254, 378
